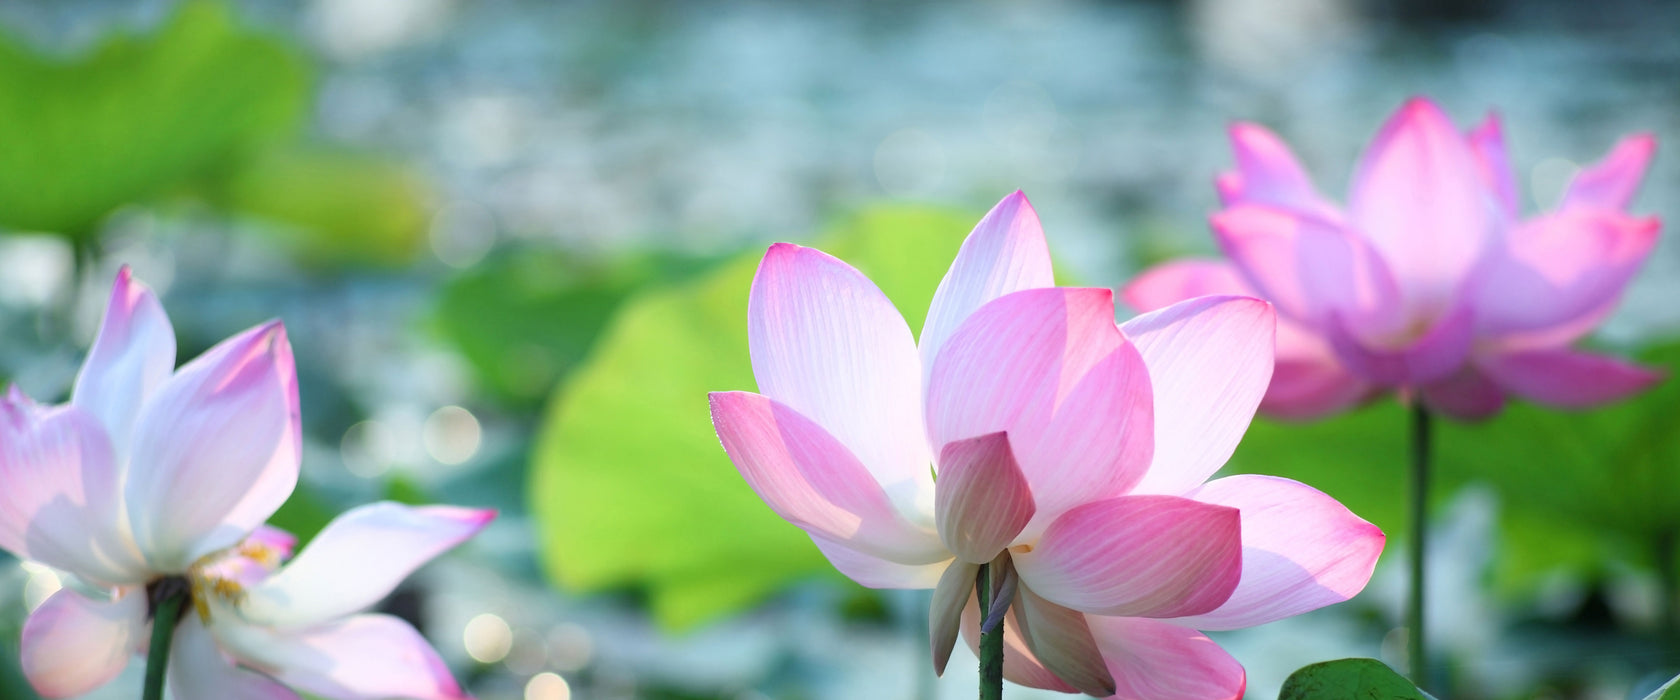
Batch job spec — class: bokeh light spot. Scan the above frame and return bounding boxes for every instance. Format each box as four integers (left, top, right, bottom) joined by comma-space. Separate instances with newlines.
423, 405, 482, 466
525, 672, 571, 700
463, 612, 513, 664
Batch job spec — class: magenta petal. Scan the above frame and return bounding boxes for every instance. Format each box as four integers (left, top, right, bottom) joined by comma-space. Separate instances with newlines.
810, 536, 947, 589
237, 502, 492, 628
935, 433, 1035, 563
1014, 495, 1242, 618
124, 321, 296, 571
1085, 616, 1247, 700
1212, 205, 1403, 334
748, 243, 930, 491
0, 402, 147, 585
926, 287, 1153, 534
20, 588, 145, 698
1468, 210, 1659, 337
1122, 295, 1274, 496
1169, 475, 1384, 631
170, 617, 300, 700
1120, 259, 1252, 314
930, 560, 979, 675
1324, 305, 1474, 386
220, 614, 467, 700
711, 392, 943, 565
1013, 586, 1116, 696
71, 266, 176, 459
1348, 97, 1495, 309
1480, 349, 1663, 408
1219, 123, 1339, 222
1562, 134, 1657, 212
1420, 366, 1507, 420
1467, 112, 1519, 218
920, 191, 1054, 375
1210, 206, 1315, 320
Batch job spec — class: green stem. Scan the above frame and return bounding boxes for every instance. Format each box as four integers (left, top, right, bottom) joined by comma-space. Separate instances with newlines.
142, 589, 187, 700
977, 563, 1003, 700
1407, 402, 1432, 692
1657, 529, 1679, 652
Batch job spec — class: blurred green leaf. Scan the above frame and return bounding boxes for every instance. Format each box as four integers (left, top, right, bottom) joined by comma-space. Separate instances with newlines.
216, 148, 431, 267
1278, 658, 1427, 700
528, 206, 976, 629
432, 251, 723, 405
0, 0, 307, 237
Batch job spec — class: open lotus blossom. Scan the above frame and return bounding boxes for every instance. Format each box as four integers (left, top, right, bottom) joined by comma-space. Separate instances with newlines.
710, 192, 1385, 698
1124, 96, 1663, 420
2, 267, 490, 700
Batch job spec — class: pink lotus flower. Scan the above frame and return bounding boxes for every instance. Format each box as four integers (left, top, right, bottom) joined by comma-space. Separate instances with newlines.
710, 192, 1385, 698
1, 268, 490, 699
1125, 97, 1663, 420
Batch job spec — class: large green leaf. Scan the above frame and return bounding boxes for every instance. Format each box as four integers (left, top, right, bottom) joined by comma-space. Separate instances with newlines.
0, 0, 307, 238
529, 206, 977, 629
1278, 658, 1428, 700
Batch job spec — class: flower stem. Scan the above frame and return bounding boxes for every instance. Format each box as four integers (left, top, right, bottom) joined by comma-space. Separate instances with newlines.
976, 563, 1003, 700
1407, 402, 1431, 692
142, 588, 187, 700
1657, 528, 1679, 651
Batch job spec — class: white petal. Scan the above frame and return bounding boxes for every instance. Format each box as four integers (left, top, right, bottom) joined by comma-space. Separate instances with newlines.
239, 502, 493, 628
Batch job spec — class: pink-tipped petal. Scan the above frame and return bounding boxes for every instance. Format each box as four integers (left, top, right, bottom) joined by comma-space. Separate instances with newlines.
711, 392, 944, 566
930, 560, 980, 675
748, 243, 930, 493
237, 502, 494, 628
169, 617, 300, 700
1014, 495, 1242, 618
1218, 123, 1339, 222
71, 266, 176, 460
20, 588, 146, 698
1467, 113, 1519, 218
1563, 134, 1657, 212
1013, 586, 1116, 697
1120, 259, 1252, 313
1349, 97, 1495, 310
958, 594, 1080, 694
1420, 366, 1507, 420
809, 536, 948, 589
1467, 210, 1659, 336
1480, 349, 1663, 408
1324, 306, 1475, 387
1086, 616, 1247, 700
935, 433, 1035, 563
920, 191, 1055, 374
1168, 475, 1384, 631
0, 403, 146, 585
217, 614, 467, 700
124, 321, 296, 571
219, 325, 303, 550
926, 288, 1153, 535
1262, 322, 1375, 420
1122, 296, 1274, 496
